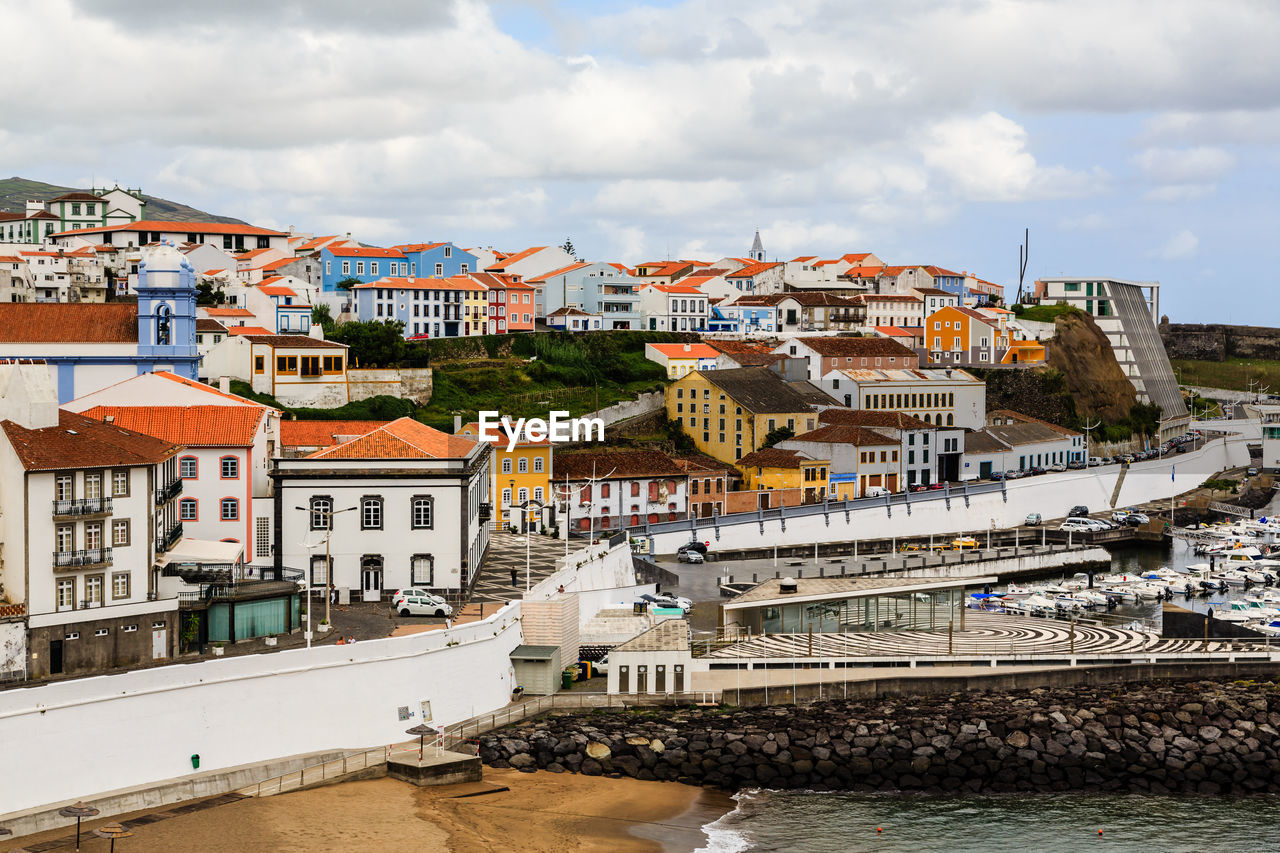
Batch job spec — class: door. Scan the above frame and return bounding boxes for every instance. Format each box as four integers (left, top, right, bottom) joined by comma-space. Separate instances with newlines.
674, 665, 685, 693
361, 556, 383, 603
49, 639, 63, 675
637, 665, 648, 693
152, 628, 167, 660
656, 665, 666, 693
758, 492, 771, 510
979, 461, 993, 479
618, 665, 629, 693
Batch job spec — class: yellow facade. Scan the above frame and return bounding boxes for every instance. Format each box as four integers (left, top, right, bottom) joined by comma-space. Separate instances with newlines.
458, 423, 553, 531
665, 372, 817, 465
740, 459, 829, 493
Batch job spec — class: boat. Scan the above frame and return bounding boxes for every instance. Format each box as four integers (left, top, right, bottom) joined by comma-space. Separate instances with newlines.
1213, 601, 1255, 623
1007, 594, 1058, 617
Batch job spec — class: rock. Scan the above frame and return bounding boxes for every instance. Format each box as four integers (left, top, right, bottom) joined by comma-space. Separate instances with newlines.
650, 739, 665, 753
586, 742, 612, 760
1006, 731, 1030, 749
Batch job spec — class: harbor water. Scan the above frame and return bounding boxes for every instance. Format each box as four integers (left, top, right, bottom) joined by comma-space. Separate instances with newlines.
697, 788, 1280, 852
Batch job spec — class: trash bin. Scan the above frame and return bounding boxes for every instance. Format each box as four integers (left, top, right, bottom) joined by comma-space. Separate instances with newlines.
191, 754, 200, 770
561, 670, 574, 690
338, 587, 351, 605
633, 601, 646, 614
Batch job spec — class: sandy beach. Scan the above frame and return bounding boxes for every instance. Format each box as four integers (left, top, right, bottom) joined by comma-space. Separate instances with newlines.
12, 770, 732, 852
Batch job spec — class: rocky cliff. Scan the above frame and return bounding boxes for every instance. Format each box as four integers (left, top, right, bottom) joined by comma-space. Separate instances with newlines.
481, 680, 1280, 795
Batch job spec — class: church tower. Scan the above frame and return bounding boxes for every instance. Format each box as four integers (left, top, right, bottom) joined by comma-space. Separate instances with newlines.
135, 241, 199, 377
749, 229, 765, 262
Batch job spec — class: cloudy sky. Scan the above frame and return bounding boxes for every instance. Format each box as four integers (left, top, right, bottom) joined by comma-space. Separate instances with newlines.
5, 0, 1276, 321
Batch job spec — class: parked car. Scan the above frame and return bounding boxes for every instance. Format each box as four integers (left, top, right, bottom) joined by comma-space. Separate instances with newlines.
864, 486, 890, 497
1024, 512, 1042, 526
640, 592, 693, 611
679, 541, 709, 555
1248, 467, 1259, 477
1048, 463, 1067, 472
910, 484, 931, 492
989, 471, 1006, 480
392, 588, 435, 607
1059, 518, 1096, 532
1175, 445, 1187, 453
929, 482, 946, 490
396, 593, 453, 618
1111, 509, 1131, 523
677, 549, 704, 564
1067, 460, 1086, 470
1068, 505, 1090, 518
1087, 456, 1103, 467
1004, 469, 1024, 480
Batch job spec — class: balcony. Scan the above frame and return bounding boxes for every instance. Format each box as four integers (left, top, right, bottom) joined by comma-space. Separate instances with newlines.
478, 502, 492, 521
52, 497, 112, 520
52, 548, 112, 571
155, 476, 183, 506
155, 522, 183, 554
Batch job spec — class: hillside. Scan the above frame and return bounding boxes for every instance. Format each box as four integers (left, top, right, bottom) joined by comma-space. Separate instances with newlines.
0, 176, 244, 224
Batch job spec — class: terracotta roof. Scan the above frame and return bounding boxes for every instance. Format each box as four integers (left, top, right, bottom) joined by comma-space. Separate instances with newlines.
923, 265, 964, 278
707, 339, 775, 355
0, 255, 24, 263
0, 303, 137, 343
307, 417, 477, 460
261, 257, 298, 271
841, 265, 886, 279
789, 424, 897, 446
352, 275, 485, 291
787, 337, 917, 359
51, 192, 102, 201
648, 343, 719, 359
391, 242, 447, 252
818, 410, 933, 430
553, 449, 688, 480
863, 294, 922, 303
525, 261, 590, 283
642, 283, 703, 294
735, 448, 812, 469
732, 292, 857, 307
1, 410, 181, 471
458, 421, 551, 447
241, 334, 345, 348
791, 256, 818, 262
280, 420, 390, 449
469, 272, 533, 291
196, 318, 228, 333
874, 326, 914, 337
913, 288, 955, 296
236, 248, 275, 260
677, 274, 721, 289
485, 246, 547, 271
202, 307, 255, 317
547, 307, 597, 316
635, 261, 691, 278
323, 245, 405, 259
296, 236, 339, 251
698, 367, 816, 414
726, 261, 781, 278
986, 409, 1078, 437
51, 220, 287, 238
80, 405, 265, 446
259, 285, 296, 297
228, 325, 274, 336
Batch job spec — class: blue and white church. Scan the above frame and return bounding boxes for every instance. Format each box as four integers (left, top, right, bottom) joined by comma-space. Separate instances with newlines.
0, 242, 200, 402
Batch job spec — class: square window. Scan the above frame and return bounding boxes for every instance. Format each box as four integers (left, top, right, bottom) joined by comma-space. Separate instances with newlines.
221, 498, 239, 521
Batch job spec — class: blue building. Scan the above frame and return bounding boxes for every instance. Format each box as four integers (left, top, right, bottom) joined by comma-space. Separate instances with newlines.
0, 241, 199, 402
318, 245, 407, 293
392, 242, 479, 280
924, 266, 967, 299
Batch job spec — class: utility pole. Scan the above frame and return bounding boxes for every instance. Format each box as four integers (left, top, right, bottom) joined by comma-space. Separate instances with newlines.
1081, 417, 1102, 464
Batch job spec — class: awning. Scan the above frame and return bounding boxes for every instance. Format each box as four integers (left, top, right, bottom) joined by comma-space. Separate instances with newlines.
154, 538, 245, 568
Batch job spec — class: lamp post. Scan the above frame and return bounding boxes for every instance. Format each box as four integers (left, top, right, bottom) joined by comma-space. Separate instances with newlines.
58, 801, 99, 852
296, 503, 358, 640
515, 496, 549, 592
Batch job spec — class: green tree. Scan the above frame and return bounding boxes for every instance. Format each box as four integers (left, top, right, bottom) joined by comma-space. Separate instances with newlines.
328, 319, 407, 367
560, 238, 576, 258
196, 280, 225, 306
312, 303, 335, 335
335, 276, 363, 291
761, 425, 794, 448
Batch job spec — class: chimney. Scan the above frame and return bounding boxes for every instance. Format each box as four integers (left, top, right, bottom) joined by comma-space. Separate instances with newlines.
219, 376, 231, 394
683, 343, 691, 352
779, 577, 799, 594
453, 415, 463, 434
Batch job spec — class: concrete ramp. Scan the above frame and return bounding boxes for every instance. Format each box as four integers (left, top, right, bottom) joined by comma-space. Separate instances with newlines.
1109, 464, 1129, 507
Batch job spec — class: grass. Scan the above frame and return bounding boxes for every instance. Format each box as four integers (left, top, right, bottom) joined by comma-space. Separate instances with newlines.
1012, 302, 1081, 324
1171, 357, 1280, 394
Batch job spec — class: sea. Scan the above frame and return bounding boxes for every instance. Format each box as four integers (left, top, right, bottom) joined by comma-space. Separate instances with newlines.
696, 789, 1280, 852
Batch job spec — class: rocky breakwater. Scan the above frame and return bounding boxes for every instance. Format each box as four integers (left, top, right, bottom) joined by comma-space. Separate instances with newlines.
478, 680, 1280, 794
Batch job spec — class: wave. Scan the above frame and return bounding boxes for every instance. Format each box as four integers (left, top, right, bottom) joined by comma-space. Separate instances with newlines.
694, 790, 757, 853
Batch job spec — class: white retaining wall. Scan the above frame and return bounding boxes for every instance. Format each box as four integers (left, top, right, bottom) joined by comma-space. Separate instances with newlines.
646, 437, 1247, 554
0, 604, 523, 815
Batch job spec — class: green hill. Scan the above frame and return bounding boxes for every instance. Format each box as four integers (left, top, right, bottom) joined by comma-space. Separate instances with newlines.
0, 176, 245, 224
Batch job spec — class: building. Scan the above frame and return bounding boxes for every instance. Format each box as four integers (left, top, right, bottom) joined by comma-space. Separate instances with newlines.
922, 305, 1045, 366
484, 246, 576, 281
457, 421, 553, 533
318, 245, 407, 294
0, 363, 185, 678
914, 287, 960, 316
771, 337, 920, 381
777, 425, 901, 496
52, 220, 289, 256
552, 449, 725, 533
351, 275, 487, 338
279, 420, 389, 457
391, 242, 479, 279
1260, 408, 1280, 471
644, 342, 719, 379
723, 261, 784, 296
639, 284, 709, 332
1034, 277, 1188, 439
0, 254, 34, 303
734, 447, 829, 502
470, 272, 536, 334
730, 292, 862, 334
860, 293, 924, 330
0, 242, 199, 402
244, 278, 313, 334
815, 366, 986, 429
666, 367, 817, 463
527, 262, 643, 330
815, 409, 965, 486
273, 418, 492, 599
0, 186, 145, 245
962, 421, 1082, 480
545, 307, 602, 332
202, 333, 350, 407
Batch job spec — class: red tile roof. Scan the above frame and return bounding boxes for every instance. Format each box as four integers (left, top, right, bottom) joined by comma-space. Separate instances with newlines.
307, 417, 477, 460
228, 325, 274, 336
485, 246, 548, 271
790, 424, 897, 446
80, 405, 265, 446
261, 257, 298, 271
553, 449, 688, 480
642, 283, 703, 294
259, 285, 297, 297
735, 448, 813, 469
648, 343, 719, 359
280, 420, 390, 449
469, 272, 533, 291
241, 334, 345, 348
1, 410, 181, 471
351, 275, 485, 291
727, 261, 781, 278
196, 318, 228, 333
322, 246, 406, 259
295, 236, 339, 251
202, 307, 255, 317
236, 248, 275, 260
524, 261, 591, 283
817, 410, 933, 430
0, 303, 137, 343
151, 371, 270, 406
788, 337, 918, 359
52, 220, 287, 238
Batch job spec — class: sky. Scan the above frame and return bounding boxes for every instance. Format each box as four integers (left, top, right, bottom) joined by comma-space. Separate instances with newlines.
4, 0, 1278, 322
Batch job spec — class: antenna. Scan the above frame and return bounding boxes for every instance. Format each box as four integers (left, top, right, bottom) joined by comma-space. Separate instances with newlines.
1015, 227, 1029, 305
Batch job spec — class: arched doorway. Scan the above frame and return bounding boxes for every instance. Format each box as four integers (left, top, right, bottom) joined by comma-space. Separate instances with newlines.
360, 555, 383, 602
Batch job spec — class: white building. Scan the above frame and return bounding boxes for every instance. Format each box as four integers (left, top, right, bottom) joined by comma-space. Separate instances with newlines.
553, 449, 720, 534
202, 333, 351, 407
961, 421, 1081, 480
815, 366, 987, 429
638, 283, 709, 332
273, 418, 492, 600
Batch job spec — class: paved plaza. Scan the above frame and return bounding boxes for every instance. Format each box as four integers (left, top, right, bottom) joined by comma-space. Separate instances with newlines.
471, 531, 571, 603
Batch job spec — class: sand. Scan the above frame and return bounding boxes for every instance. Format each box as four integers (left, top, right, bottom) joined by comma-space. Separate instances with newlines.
13, 770, 730, 852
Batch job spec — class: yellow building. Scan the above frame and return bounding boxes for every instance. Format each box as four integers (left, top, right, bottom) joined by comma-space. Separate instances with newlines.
458, 421, 553, 531
666, 366, 818, 464
735, 447, 829, 498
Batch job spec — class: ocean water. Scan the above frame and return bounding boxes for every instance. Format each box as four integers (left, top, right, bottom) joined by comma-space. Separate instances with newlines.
697, 789, 1280, 853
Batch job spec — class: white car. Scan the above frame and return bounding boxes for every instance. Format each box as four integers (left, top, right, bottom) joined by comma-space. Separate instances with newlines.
392, 588, 433, 607
395, 593, 453, 618
677, 550, 704, 564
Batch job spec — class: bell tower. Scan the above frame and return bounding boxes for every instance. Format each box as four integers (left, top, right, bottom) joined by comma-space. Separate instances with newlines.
749, 228, 765, 262
135, 241, 198, 371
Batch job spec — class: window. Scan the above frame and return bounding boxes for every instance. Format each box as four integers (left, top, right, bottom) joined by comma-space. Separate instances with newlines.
220, 498, 239, 521
84, 522, 102, 550
371, 261, 379, 275
412, 496, 434, 529
517, 487, 528, 504
434, 263, 443, 276
502, 458, 512, 474
112, 519, 130, 546
534, 487, 543, 502
300, 355, 321, 377
220, 455, 239, 479
356, 261, 365, 275
256, 517, 271, 557
501, 488, 511, 508
255, 355, 265, 374
56, 524, 73, 552
180, 498, 197, 521
361, 496, 383, 530
85, 575, 103, 607
112, 470, 129, 497
518, 457, 528, 474
311, 555, 329, 585
411, 554, 434, 585
84, 473, 102, 500
341, 260, 350, 275
56, 474, 73, 501
57, 579, 74, 611
277, 355, 298, 373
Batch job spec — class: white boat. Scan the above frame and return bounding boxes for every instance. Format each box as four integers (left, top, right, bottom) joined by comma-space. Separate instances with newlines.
1004, 583, 1035, 597
1099, 585, 1138, 603
1214, 601, 1255, 623
1080, 590, 1111, 608
1251, 619, 1280, 636
1242, 598, 1280, 619
1008, 594, 1058, 617
1217, 569, 1253, 588
1131, 582, 1168, 600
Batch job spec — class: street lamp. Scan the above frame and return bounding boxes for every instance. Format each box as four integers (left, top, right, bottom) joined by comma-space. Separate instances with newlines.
295, 503, 358, 643
512, 490, 549, 593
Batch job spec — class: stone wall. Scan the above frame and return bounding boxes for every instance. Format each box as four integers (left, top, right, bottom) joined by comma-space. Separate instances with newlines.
1161, 322, 1280, 362
479, 679, 1280, 794
347, 367, 433, 405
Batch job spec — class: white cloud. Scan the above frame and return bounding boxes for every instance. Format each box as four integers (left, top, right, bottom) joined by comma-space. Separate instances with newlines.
1133, 147, 1235, 183
1154, 229, 1199, 260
